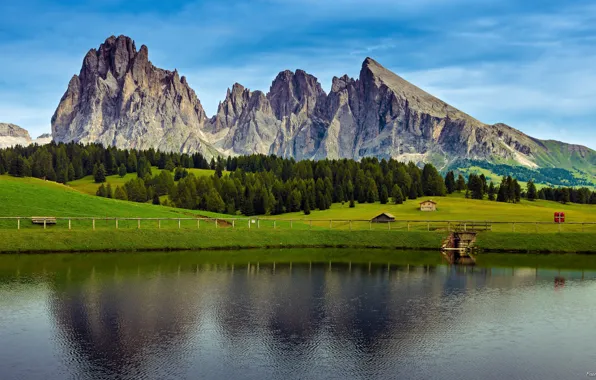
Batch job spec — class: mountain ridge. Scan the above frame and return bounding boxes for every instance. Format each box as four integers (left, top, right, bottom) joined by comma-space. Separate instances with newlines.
50, 35, 596, 177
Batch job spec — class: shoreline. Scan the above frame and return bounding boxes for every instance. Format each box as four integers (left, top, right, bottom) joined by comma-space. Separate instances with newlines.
0, 230, 595, 254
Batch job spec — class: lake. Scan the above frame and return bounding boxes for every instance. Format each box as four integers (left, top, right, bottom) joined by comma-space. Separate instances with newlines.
0, 249, 595, 380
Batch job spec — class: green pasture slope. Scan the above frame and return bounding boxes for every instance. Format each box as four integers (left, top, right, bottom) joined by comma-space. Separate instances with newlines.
1, 175, 596, 253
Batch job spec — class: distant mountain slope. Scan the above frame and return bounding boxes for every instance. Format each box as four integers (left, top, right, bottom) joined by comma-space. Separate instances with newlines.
51, 35, 596, 179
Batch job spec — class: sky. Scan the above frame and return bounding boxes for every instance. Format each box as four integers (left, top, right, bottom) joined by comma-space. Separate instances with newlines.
1, 0, 596, 149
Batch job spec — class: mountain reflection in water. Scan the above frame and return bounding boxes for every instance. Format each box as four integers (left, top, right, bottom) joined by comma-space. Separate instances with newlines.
0, 250, 595, 380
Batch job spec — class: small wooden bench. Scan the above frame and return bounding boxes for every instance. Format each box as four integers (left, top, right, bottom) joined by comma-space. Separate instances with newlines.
31, 217, 57, 225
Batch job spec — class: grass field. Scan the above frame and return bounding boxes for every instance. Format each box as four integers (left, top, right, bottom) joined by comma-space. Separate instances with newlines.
2, 174, 596, 253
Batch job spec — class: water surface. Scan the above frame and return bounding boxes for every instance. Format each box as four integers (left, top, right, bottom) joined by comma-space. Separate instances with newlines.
0, 249, 595, 380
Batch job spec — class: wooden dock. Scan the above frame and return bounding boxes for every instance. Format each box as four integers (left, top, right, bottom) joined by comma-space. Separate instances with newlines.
441, 231, 477, 265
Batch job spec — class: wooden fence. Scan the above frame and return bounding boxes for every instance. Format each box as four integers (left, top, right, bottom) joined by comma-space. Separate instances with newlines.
1, 217, 596, 233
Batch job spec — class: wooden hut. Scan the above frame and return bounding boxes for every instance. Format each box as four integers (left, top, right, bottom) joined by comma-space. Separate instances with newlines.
371, 212, 396, 223
419, 200, 437, 212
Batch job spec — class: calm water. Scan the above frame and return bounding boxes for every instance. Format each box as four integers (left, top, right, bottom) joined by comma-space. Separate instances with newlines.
1, 249, 595, 380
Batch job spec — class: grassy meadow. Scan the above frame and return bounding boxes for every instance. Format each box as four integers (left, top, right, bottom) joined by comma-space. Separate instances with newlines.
1, 174, 596, 253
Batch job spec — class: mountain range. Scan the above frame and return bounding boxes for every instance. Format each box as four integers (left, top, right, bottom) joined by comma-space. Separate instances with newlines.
6, 35, 595, 178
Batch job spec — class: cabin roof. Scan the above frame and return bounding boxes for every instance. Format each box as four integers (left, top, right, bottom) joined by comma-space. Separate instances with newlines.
419, 200, 437, 205
373, 212, 395, 218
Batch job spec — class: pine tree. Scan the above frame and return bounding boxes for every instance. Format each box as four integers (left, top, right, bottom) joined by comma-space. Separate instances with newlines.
560, 188, 570, 204
106, 183, 113, 199
444, 171, 456, 194
118, 164, 127, 178
114, 186, 128, 201
96, 184, 107, 197
488, 182, 496, 201
456, 174, 466, 192
68, 163, 75, 182
303, 200, 311, 215
93, 163, 106, 183
391, 185, 404, 204
526, 180, 537, 201
152, 192, 161, 205
379, 185, 389, 204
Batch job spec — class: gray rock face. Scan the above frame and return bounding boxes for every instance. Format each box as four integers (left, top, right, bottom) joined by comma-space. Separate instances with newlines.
208, 57, 547, 168
51, 35, 215, 157
0, 123, 32, 148
51, 36, 595, 171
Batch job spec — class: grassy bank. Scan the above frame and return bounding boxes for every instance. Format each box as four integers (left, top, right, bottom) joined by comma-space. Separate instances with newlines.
476, 232, 596, 253
1, 229, 595, 254
0, 229, 445, 253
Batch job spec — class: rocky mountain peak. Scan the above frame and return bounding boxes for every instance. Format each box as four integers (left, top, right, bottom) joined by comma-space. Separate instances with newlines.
267, 69, 327, 119
52, 35, 213, 156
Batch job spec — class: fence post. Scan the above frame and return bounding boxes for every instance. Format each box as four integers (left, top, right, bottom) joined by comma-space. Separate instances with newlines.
350, 220, 352, 231
559, 223, 561, 233
512, 223, 515, 232
69, 219, 72, 230
215, 219, 218, 229
158, 219, 160, 229
582, 223, 584, 233
427, 222, 430, 232
17, 218, 20, 230
44, 219, 46, 229
369, 221, 372, 230
388, 221, 391, 231
448, 222, 450, 232
273, 221, 276, 229
407, 222, 410, 232
92, 219, 95, 230
198, 219, 200, 229
310, 220, 312, 230
535, 222, 538, 233
464, 223, 466, 231
233, 220, 235, 229
137, 218, 140, 229
257, 219, 260, 229
248, 219, 251, 229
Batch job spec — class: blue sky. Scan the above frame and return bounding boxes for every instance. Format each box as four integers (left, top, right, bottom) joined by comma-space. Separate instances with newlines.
1, 0, 596, 149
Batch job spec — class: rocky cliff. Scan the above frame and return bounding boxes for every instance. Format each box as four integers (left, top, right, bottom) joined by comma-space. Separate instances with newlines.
51, 35, 596, 172
0, 123, 32, 148
51, 35, 216, 157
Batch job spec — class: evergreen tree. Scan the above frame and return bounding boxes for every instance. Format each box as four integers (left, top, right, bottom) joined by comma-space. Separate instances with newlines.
152, 192, 161, 205
487, 181, 496, 201
93, 163, 106, 183
526, 180, 537, 201
118, 164, 127, 178
349, 195, 355, 208
114, 186, 128, 200
303, 200, 311, 215
560, 188, 570, 204
164, 158, 175, 172
106, 183, 113, 199
68, 163, 75, 182
127, 151, 137, 172
444, 171, 456, 194
391, 184, 404, 204
456, 174, 466, 192
379, 185, 389, 204
96, 184, 107, 197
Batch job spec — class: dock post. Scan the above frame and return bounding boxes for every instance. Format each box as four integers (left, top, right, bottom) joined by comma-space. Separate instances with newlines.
69, 219, 72, 230
17, 218, 20, 230
92, 219, 95, 230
